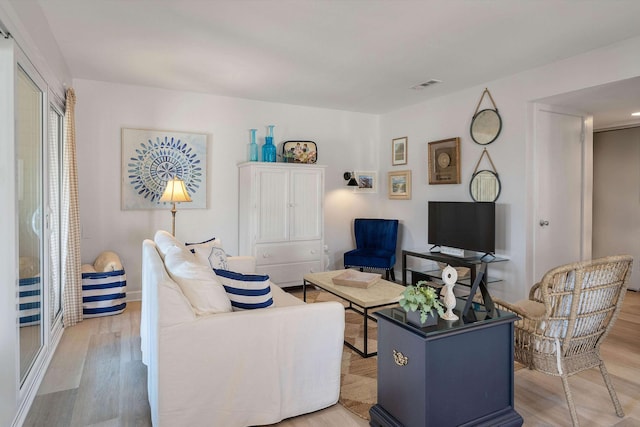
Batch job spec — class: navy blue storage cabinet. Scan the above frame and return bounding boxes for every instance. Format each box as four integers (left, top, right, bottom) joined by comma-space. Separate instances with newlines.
370, 301, 523, 427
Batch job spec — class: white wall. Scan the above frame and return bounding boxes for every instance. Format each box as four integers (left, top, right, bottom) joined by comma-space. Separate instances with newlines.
75, 35, 640, 303
593, 127, 640, 290
378, 36, 640, 302
73, 79, 380, 298
0, 0, 70, 99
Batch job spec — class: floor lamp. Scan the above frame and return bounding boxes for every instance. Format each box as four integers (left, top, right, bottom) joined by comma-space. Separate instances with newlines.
160, 177, 192, 236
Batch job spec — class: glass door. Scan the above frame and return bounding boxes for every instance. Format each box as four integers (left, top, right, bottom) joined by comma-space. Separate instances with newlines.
16, 63, 45, 383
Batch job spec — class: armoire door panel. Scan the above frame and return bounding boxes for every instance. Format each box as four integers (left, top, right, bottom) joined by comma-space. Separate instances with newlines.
290, 169, 323, 241
256, 169, 289, 242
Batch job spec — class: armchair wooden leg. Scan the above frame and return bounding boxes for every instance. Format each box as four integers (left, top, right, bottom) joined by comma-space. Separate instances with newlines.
599, 361, 625, 417
560, 374, 580, 427
390, 269, 395, 282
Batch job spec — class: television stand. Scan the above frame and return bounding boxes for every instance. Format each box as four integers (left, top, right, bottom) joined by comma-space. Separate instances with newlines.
480, 252, 496, 261
401, 250, 507, 317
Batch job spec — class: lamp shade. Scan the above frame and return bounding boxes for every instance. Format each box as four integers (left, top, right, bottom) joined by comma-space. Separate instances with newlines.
160, 177, 192, 203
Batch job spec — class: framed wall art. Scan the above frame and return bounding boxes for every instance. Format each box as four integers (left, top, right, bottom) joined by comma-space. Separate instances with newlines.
388, 170, 411, 200
428, 137, 460, 185
392, 137, 408, 166
354, 171, 378, 193
122, 128, 207, 210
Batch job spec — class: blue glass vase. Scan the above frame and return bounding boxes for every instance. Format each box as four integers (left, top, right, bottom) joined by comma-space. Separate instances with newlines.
262, 124, 276, 162
249, 129, 258, 161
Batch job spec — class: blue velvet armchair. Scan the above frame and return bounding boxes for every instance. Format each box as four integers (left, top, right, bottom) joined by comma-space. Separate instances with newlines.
343, 218, 399, 281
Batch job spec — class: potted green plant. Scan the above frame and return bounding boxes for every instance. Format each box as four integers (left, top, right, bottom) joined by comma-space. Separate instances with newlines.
399, 281, 445, 327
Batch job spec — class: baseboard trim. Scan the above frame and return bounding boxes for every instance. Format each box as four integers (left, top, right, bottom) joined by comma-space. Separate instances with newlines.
127, 291, 141, 302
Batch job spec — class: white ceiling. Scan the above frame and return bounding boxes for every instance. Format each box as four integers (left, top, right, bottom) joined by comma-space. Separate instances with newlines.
12, 0, 640, 126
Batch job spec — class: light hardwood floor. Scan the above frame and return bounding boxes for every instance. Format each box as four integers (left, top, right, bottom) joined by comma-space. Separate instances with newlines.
24, 291, 640, 427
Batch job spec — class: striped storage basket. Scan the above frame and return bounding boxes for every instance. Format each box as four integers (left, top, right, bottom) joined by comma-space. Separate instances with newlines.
19, 276, 41, 326
82, 269, 127, 318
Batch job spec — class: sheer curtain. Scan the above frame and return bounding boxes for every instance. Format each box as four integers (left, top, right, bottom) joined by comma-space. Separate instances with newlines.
61, 88, 82, 327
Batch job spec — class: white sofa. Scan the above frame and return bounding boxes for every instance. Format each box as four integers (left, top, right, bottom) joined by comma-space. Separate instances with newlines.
140, 233, 345, 427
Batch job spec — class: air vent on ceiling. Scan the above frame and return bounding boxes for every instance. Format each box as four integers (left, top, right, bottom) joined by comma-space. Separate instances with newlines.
411, 79, 442, 90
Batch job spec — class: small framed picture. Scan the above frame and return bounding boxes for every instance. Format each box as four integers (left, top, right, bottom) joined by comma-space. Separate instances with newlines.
354, 171, 378, 193
388, 170, 411, 200
428, 137, 460, 184
392, 137, 408, 166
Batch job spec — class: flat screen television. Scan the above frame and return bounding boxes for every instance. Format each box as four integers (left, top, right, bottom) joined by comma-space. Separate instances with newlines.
428, 201, 495, 255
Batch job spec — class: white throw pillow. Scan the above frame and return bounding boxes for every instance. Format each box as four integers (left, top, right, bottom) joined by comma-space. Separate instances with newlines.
191, 246, 229, 270
185, 236, 223, 249
213, 269, 274, 311
186, 236, 228, 269
154, 230, 186, 260
164, 246, 232, 315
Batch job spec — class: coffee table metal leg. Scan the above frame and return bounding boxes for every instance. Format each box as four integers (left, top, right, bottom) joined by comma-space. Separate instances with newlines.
303, 279, 307, 302
363, 307, 368, 356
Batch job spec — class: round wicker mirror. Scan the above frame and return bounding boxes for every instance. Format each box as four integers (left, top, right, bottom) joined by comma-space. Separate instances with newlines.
470, 170, 501, 202
470, 109, 502, 145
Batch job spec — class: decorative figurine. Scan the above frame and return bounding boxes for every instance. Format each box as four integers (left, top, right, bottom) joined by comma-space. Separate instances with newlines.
441, 265, 459, 321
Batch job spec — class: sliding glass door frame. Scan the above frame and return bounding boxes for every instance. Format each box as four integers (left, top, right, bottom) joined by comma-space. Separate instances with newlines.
14, 45, 53, 399
0, 21, 67, 427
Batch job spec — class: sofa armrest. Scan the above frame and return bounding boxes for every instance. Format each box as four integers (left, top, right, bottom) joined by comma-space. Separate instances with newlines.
226, 256, 256, 274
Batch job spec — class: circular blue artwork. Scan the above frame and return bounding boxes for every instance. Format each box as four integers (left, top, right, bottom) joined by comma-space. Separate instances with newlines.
123, 129, 207, 209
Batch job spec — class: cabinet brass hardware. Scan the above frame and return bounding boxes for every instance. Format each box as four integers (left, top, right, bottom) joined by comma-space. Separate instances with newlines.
393, 349, 408, 366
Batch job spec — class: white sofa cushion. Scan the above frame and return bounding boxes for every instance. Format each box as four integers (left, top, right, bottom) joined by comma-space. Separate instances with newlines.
164, 246, 232, 315
214, 269, 274, 310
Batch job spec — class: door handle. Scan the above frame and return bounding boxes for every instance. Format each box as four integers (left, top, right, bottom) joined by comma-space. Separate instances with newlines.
539, 220, 550, 227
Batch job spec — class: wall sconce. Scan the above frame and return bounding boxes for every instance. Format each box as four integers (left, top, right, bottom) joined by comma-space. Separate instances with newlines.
343, 171, 359, 187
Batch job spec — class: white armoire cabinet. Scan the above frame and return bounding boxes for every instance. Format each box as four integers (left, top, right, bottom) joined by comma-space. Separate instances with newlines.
238, 162, 325, 287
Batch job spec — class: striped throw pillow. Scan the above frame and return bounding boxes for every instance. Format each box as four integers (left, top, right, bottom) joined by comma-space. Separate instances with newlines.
214, 269, 274, 311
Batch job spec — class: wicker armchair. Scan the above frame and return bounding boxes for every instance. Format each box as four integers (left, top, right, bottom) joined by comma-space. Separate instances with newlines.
494, 255, 633, 427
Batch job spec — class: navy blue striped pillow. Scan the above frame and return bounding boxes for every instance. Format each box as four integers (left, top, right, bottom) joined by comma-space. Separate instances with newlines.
213, 269, 274, 311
